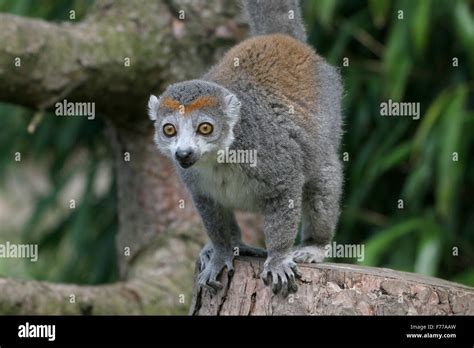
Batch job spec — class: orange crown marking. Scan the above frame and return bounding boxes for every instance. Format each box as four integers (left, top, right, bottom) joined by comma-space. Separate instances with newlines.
161, 97, 182, 110
160, 96, 218, 114
186, 96, 218, 113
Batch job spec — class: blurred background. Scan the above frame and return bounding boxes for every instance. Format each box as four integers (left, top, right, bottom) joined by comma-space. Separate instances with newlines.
0, 0, 472, 286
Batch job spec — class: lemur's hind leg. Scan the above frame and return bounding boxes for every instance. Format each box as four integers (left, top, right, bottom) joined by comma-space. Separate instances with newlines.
199, 213, 267, 273
293, 156, 342, 263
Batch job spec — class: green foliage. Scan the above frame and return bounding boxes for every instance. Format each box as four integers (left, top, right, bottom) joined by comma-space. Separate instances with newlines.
0, 0, 116, 284
305, 0, 474, 284
0, 104, 118, 284
0, 0, 472, 287
0, 0, 92, 20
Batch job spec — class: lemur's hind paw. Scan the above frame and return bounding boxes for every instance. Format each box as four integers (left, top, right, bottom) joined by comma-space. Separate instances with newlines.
292, 245, 326, 263
197, 250, 234, 295
199, 242, 213, 272
260, 256, 302, 297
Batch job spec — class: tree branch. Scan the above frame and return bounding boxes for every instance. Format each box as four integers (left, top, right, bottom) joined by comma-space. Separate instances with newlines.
0, 235, 203, 314
0, 0, 244, 119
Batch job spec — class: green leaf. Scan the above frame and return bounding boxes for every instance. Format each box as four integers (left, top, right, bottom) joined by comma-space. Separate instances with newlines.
415, 230, 442, 276
436, 87, 467, 218
314, 0, 338, 29
383, 21, 412, 100
377, 141, 412, 173
362, 219, 425, 266
411, 0, 431, 57
452, 270, 474, 287
402, 156, 432, 207
368, 0, 391, 27
412, 89, 452, 156
454, 1, 474, 67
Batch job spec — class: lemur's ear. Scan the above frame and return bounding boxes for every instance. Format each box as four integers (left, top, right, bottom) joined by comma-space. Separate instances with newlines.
147, 95, 159, 121
224, 93, 241, 126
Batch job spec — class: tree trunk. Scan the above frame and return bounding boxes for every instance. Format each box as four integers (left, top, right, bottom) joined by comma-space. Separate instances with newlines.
0, 0, 251, 315
190, 257, 474, 315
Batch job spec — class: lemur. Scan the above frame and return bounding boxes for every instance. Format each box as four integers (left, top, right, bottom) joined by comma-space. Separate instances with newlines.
148, 0, 343, 296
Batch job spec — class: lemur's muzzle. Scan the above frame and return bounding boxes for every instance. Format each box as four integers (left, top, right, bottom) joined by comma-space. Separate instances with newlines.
175, 149, 197, 168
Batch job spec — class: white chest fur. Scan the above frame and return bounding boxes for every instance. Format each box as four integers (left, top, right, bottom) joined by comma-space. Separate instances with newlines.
197, 163, 259, 211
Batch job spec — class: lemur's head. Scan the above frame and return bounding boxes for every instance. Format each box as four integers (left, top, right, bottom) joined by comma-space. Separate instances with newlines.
147, 80, 241, 169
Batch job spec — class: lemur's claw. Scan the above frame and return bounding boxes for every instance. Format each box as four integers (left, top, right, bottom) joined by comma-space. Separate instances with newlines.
227, 264, 235, 277
198, 270, 224, 295
208, 280, 223, 291
260, 256, 301, 297
272, 276, 282, 294
292, 264, 303, 279
197, 248, 234, 295
261, 272, 270, 286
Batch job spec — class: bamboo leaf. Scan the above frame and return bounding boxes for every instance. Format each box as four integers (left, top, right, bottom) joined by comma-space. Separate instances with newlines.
415, 225, 442, 276
411, 0, 431, 57
454, 1, 474, 66
368, 0, 391, 27
362, 219, 424, 266
412, 89, 452, 156
436, 87, 467, 218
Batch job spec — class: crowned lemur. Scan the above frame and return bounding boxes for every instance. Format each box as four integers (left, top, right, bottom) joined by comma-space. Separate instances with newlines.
147, 0, 343, 296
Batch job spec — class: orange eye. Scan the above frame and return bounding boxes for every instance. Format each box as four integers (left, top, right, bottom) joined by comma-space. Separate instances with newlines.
163, 123, 177, 137
197, 122, 213, 135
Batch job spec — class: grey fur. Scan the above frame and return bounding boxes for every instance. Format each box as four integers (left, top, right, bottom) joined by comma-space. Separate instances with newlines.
243, 0, 307, 42
147, 0, 343, 296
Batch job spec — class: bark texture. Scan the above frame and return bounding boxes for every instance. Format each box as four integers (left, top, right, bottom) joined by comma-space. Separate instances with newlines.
190, 257, 474, 315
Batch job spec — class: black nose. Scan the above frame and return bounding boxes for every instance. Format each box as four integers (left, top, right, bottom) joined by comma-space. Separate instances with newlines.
175, 149, 193, 162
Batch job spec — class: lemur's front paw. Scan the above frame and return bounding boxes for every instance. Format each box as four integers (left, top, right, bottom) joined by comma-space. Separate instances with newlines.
197, 249, 234, 295
260, 255, 302, 297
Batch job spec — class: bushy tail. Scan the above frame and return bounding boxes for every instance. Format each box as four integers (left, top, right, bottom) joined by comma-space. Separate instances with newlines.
243, 0, 307, 42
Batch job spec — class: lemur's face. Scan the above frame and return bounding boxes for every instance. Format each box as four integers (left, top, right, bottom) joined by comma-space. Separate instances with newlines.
153, 108, 227, 169
147, 81, 240, 169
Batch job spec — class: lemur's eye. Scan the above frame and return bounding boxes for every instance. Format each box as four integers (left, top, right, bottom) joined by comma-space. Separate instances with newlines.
197, 122, 213, 136
163, 123, 177, 137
